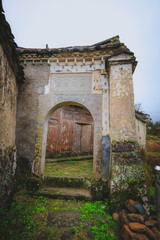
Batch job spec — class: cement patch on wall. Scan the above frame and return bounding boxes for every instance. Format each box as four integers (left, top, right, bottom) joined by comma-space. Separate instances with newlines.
49, 73, 92, 95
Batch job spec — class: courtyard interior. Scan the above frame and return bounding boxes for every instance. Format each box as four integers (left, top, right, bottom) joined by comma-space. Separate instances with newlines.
45, 155, 93, 178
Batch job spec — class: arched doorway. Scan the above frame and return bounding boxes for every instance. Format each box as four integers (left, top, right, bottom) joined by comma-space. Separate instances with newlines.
44, 104, 94, 178
34, 95, 102, 179
46, 105, 94, 156
40, 100, 100, 176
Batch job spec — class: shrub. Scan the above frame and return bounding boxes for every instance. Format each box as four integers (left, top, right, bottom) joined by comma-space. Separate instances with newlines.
147, 152, 160, 169
146, 140, 160, 152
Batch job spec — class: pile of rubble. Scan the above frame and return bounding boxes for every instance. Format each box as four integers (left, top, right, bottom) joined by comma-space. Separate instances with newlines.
113, 199, 160, 240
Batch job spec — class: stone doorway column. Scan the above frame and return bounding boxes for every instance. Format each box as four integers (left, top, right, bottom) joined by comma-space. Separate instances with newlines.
106, 53, 147, 210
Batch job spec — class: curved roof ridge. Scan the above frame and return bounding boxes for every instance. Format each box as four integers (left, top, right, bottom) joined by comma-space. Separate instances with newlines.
90, 35, 120, 46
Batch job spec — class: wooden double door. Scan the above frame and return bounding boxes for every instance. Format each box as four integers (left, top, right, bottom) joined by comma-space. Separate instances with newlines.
73, 123, 93, 153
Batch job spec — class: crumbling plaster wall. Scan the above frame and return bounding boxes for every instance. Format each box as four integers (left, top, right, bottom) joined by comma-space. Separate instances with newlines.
0, 44, 18, 204
107, 55, 147, 210
109, 62, 136, 141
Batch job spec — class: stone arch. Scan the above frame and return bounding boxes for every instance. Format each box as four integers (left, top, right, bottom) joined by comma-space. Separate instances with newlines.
46, 101, 94, 122
35, 94, 102, 178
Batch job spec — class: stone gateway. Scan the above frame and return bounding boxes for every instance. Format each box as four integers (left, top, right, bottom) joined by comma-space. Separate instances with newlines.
16, 37, 144, 178
0, 0, 147, 207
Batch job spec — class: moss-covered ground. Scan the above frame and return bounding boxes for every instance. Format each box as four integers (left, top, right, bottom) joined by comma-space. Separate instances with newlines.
0, 187, 119, 240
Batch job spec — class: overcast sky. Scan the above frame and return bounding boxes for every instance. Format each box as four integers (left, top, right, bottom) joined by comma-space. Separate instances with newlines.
3, 0, 160, 122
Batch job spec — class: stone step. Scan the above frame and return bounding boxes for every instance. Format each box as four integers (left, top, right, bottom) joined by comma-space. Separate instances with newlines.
42, 176, 109, 201
43, 176, 91, 189
37, 187, 92, 201
45, 155, 93, 163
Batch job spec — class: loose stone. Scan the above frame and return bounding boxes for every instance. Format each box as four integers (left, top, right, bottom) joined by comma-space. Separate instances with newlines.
128, 213, 145, 223
125, 199, 137, 213
129, 222, 146, 233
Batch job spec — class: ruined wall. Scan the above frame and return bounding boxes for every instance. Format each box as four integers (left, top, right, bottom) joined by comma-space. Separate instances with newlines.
0, 44, 18, 205
0, 2, 24, 205
46, 106, 94, 155
110, 141, 148, 211
135, 117, 146, 147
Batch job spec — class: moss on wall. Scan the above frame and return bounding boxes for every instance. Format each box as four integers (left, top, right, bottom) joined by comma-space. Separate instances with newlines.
110, 141, 149, 212
33, 113, 44, 175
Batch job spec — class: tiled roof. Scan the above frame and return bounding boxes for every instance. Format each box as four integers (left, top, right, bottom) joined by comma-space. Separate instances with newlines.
17, 36, 137, 74
135, 111, 151, 123
17, 35, 130, 56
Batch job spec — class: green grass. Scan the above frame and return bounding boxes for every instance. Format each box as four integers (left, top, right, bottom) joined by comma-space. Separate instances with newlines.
149, 186, 155, 197
45, 159, 93, 178
149, 186, 156, 213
